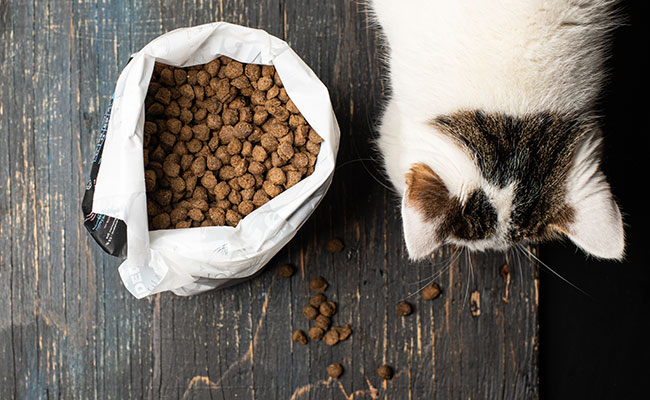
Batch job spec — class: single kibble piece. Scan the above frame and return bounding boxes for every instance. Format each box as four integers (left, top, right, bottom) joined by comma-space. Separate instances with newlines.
151, 213, 171, 230
314, 314, 331, 331
278, 264, 295, 278
422, 282, 442, 300
396, 301, 413, 316
327, 363, 343, 379
308, 327, 324, 341
303, 305, 319, 320
292, 330, 308, 345
319, 301, 336, 317
309, 293, 327, 308
377, 365, 394, 380
323, 330, 339, 346
309, 276, 328, 292
334, 324, 353, 341
326, 238, 345, 253
225, 209, 242, 227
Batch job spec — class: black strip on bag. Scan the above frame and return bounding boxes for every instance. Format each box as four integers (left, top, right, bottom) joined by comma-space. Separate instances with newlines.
82, 97, 128, 258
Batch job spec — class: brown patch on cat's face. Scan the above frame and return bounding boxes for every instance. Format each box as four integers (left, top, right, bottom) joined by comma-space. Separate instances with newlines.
405, 163, 454, 223
405, 163, 497, 242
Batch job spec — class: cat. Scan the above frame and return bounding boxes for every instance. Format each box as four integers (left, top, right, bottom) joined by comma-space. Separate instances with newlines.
370, 0, 624, 260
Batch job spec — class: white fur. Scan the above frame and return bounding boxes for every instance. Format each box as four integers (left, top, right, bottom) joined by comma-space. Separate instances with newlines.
564, 136, 625, 258
371, 0, 623, 259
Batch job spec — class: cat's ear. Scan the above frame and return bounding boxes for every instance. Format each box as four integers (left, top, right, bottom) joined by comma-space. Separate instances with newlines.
560, 184, 624, 260
556, 144, 625, 259
401, 164, 449, 260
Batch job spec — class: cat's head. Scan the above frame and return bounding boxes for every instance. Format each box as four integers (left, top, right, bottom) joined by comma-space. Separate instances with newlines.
401, 110, 624, 260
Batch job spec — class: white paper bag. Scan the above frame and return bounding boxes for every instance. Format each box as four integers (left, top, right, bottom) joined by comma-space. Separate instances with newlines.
90, 22, 340, 298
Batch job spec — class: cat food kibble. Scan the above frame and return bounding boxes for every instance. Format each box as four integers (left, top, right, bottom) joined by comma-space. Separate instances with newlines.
144, 57, 323, 230
325, 238, 345, 253
333, 324, 353, 341
303, 305, 319, 320
319, 301, 336, 317
278, 263, 295, 278
310, 293, 327, 308
292, 330, 308, 345
323, 330, 339, 346
309, 276, 328, 292
327, 363, 344, 379
422, 282, 442, 300
314, 314, 331, 331
377, 365, 394, 380
308, 327, 324, 341
396, 301, 413, 316
292, 274, 353, 348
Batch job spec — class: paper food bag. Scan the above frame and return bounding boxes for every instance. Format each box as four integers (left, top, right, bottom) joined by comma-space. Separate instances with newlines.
83, 22, 340, 298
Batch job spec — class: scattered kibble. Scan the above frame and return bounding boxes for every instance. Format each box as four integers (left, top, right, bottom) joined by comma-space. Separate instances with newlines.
303, 305, 319, 320
396, 301, 413, 316
377, 365, 394, 380
308, 327, 324, 341
309, 276, 328, 292
292, 330, 307, 345
309, 293, 327, 308
325, 238, 345, 253
314, 314, 331, 331
294, 275, 353, 349
319, 301, 336, 317
422, 282, 441, 300
327, 363, 343, 379
323, 330, 339, 346
278, 263, 295, 278
333, 324, 353, 341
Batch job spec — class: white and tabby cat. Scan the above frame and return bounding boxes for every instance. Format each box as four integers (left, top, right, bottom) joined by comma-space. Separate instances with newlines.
371, 0, 624, 259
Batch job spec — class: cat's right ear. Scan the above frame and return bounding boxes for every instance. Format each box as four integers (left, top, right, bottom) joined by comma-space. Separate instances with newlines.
401, 164, 449, 260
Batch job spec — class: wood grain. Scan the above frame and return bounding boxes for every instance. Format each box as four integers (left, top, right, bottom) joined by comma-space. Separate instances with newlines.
0, 0, 539, 398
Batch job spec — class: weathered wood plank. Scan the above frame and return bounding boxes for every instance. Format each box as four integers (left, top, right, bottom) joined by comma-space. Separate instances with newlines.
0, 1, 17, 397
0, 0, 539, 399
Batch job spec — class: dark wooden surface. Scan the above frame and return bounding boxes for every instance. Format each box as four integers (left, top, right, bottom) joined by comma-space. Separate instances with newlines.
0, 1, 538, 399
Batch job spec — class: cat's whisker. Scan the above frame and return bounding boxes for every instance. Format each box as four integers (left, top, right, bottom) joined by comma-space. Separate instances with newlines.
510, 246, 524, 289
348, 128, 398, 195
335, 158, 378, 171
407, 247, 461, 284
462, 249, 472, 310
402, 246, 462, 301
517, 244, 592, 299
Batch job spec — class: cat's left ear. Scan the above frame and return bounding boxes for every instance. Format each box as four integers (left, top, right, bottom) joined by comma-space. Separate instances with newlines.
556, 143, 625, 259
562, 184, 624, 260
